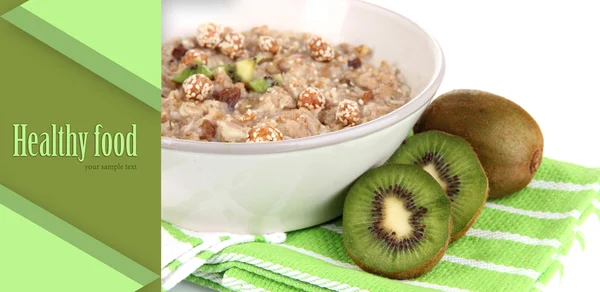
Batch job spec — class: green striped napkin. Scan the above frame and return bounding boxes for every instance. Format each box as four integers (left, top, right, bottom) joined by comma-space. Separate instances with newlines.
161, 158, 600, 292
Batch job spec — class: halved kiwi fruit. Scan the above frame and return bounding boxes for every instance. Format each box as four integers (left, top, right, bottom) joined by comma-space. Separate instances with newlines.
343, 164, 452, 280
387, 131, 488, 241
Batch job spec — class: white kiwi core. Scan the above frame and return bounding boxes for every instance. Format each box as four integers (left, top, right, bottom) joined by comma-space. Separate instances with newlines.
423, 164, 447, 191
382, 196, 413, 239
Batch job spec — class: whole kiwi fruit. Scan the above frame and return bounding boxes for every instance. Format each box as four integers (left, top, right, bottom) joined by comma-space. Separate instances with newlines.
343, 164, 452, 279
414, 89, 543, 198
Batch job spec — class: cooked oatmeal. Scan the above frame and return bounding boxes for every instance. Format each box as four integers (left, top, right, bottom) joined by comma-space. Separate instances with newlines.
162, 24, 411, 143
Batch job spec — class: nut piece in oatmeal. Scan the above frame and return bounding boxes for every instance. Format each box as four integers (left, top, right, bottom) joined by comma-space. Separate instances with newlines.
307, 36, 335, 62
219, 32, 245, 59
182, 74, 213, 101
180, 49, 209, 67
247, 125, 284, 143
239, 109, 257, 122
336, 99, 361, 126
347, 57, 362, 69
197, 23, 223, 49
360, 90, 374, 105
171, 44, 187, 61
198, 119, 217, 140
297, 87, 325, 110
258, 36, 280, 55
214, 87, 242, 109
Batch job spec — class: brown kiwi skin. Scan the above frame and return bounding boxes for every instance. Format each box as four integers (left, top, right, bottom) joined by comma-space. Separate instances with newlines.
345, 216, 452, 280
451, 200, 484, 242
414, 90, 543, 198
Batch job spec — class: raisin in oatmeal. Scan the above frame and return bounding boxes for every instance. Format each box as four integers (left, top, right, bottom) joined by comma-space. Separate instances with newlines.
162, 24, 411, 143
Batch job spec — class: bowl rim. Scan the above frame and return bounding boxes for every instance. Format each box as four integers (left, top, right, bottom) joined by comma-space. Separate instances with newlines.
161, 0, 445, 155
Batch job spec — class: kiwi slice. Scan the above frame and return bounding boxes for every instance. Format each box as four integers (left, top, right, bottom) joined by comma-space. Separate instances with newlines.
343, 164, 451, 280
387, 131, 488, 241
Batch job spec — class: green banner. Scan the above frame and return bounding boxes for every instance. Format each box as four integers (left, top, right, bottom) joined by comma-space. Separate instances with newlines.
0, 0, 160, 291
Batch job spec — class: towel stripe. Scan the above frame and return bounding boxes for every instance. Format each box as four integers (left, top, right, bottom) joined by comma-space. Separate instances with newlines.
161, 236, 222, 288
533, 282, 546, 291
441, 255, 540, 279
278, 244, 469, 292
161, 227, 193, 268
282, 240, 539, 281
162, 234, 286, 290
551, 254, 564, 263
193, 272, 270, 292
402, 281, 470, 292
320, 225, 561, 248
162, 257, 206, 290
465, 229, 561, 248
592, 199, 600, 209
279, 244, 360, 270
320, 224, 343, 234
194, 271, 224, 283
528, 180, 600, 192
222, 275, 269, 292
206, 253, 369, 292
484, 203, 581, 220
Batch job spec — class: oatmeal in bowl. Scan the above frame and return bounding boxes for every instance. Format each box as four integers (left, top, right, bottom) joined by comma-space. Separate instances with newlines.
161, 0, 444, 234
161, 24, 411, 143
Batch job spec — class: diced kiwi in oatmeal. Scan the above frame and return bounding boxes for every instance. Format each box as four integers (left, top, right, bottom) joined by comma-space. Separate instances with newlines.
249, 74, 284, 93
172, 63, 214, 83
233, 58, 256, 83
248, 78, 268, 93
161, 24, 411, 143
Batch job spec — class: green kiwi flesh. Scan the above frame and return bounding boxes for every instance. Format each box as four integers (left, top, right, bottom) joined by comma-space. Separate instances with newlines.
387, 131, 488, 241
343, 164, 452, 279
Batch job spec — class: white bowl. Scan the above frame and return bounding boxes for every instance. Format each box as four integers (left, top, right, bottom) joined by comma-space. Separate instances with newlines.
161, 0, 445, 234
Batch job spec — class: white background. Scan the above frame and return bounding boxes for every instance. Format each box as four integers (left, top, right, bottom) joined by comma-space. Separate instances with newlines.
373, 0, 600, 168
174, 1, 600, 291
